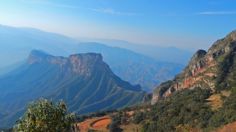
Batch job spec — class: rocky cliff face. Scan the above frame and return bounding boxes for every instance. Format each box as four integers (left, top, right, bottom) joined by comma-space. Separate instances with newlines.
152, 30, 236, 104
28, 50, 105, 77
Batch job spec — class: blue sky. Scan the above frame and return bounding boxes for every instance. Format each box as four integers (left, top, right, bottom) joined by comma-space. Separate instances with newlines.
0, 0, 236, 50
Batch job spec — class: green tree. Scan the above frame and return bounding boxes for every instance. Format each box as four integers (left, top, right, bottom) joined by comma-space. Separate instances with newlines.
133, 111, 145, 124
109, 114, 122, 132
14, 99, 75, 132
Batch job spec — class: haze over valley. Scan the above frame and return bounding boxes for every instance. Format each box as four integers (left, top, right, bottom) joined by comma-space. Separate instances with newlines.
0, 0, 236, 132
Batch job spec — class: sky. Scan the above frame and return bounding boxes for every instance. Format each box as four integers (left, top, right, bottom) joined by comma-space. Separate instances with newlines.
0, 0, 236, 50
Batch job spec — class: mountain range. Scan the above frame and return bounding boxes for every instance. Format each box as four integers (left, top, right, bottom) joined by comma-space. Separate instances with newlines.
0, 25, 185, 91
75, 42, 183, 92
70, 30, 236, 132
1, 25, 236, 131
0, 50, 146, 128
77, 38, 193, 65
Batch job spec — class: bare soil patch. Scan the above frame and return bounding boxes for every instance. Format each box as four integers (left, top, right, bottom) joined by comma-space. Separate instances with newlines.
216, 122, 236, 132
91, 117, 112, 131
76, 116, 111, 132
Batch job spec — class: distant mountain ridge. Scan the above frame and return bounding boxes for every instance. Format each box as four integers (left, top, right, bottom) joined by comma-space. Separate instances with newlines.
152, 30, 236, 104
78, 39, 193, 65
0, 25, 185, 91
0, 50, 146, 128
76, 42, 183, 92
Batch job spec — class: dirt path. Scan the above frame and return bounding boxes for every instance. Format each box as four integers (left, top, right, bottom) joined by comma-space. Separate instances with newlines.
76, 116, 111, 132
91, 117, 112, 131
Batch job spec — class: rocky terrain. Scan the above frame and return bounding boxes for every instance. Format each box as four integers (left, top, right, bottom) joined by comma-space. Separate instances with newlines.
152, 30, 236, 104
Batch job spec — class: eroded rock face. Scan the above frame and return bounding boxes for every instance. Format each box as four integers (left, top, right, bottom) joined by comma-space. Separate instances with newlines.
28, 50, 105, 77
69, 53, 103, 76
152, 30, 236, 104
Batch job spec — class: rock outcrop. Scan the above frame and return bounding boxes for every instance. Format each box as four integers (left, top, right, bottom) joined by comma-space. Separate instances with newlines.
152, 30, 236, 104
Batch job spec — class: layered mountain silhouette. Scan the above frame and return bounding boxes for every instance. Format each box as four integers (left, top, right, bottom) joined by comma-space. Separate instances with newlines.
152, 30, 236, 104
0, 25, 184, 91
0, 50, 146, 128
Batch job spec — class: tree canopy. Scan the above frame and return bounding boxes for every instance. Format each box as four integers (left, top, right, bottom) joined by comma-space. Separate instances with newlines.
14, 99, 75, 132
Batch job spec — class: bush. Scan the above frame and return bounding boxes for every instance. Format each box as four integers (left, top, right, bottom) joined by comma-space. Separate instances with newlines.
133, 111, 145, 124
109, 114, 123, 132
14, 99, 75, 132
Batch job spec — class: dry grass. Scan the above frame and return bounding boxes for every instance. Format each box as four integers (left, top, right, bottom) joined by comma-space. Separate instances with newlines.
221, 90, 231, 97
206, 90, 231, 111
206, 94, 223, 110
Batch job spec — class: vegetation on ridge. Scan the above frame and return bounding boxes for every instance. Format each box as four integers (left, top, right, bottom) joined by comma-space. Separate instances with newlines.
105, 87, 236, 132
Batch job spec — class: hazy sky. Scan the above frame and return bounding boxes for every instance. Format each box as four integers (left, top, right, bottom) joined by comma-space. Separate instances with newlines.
0, 0, 236, 50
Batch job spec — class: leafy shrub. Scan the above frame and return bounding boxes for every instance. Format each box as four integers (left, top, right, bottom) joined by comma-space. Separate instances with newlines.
133, 111, 145, 124
108, 112, 123, 132
14, 99, 75, 132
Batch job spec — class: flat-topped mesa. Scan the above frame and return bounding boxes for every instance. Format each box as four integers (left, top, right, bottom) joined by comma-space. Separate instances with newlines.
152, 30, 236, 104
27, 50, 106, 76
0, 50, 146, 127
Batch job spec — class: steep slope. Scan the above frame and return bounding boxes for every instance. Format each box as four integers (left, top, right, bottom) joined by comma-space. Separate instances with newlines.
0, 50, 146, 128
75, 30, 236, 132
152, 30, 236, 103
0, 25, 184, 91
103, 30, 236, 132
76, 43, 183, 92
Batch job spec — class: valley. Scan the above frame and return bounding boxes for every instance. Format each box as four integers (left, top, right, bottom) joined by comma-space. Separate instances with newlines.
0, 0, 235, 132
74, 30, 236, 132
0, 25, 185, 92
1, 30, 236, 132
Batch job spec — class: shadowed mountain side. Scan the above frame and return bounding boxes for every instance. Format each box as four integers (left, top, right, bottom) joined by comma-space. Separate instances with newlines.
0, 50, 146, 128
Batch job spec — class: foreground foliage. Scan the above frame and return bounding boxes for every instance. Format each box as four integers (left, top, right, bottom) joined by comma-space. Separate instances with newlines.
141, 88, 213, 132
14, 99, 75, 132
131, 87, 236, 132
